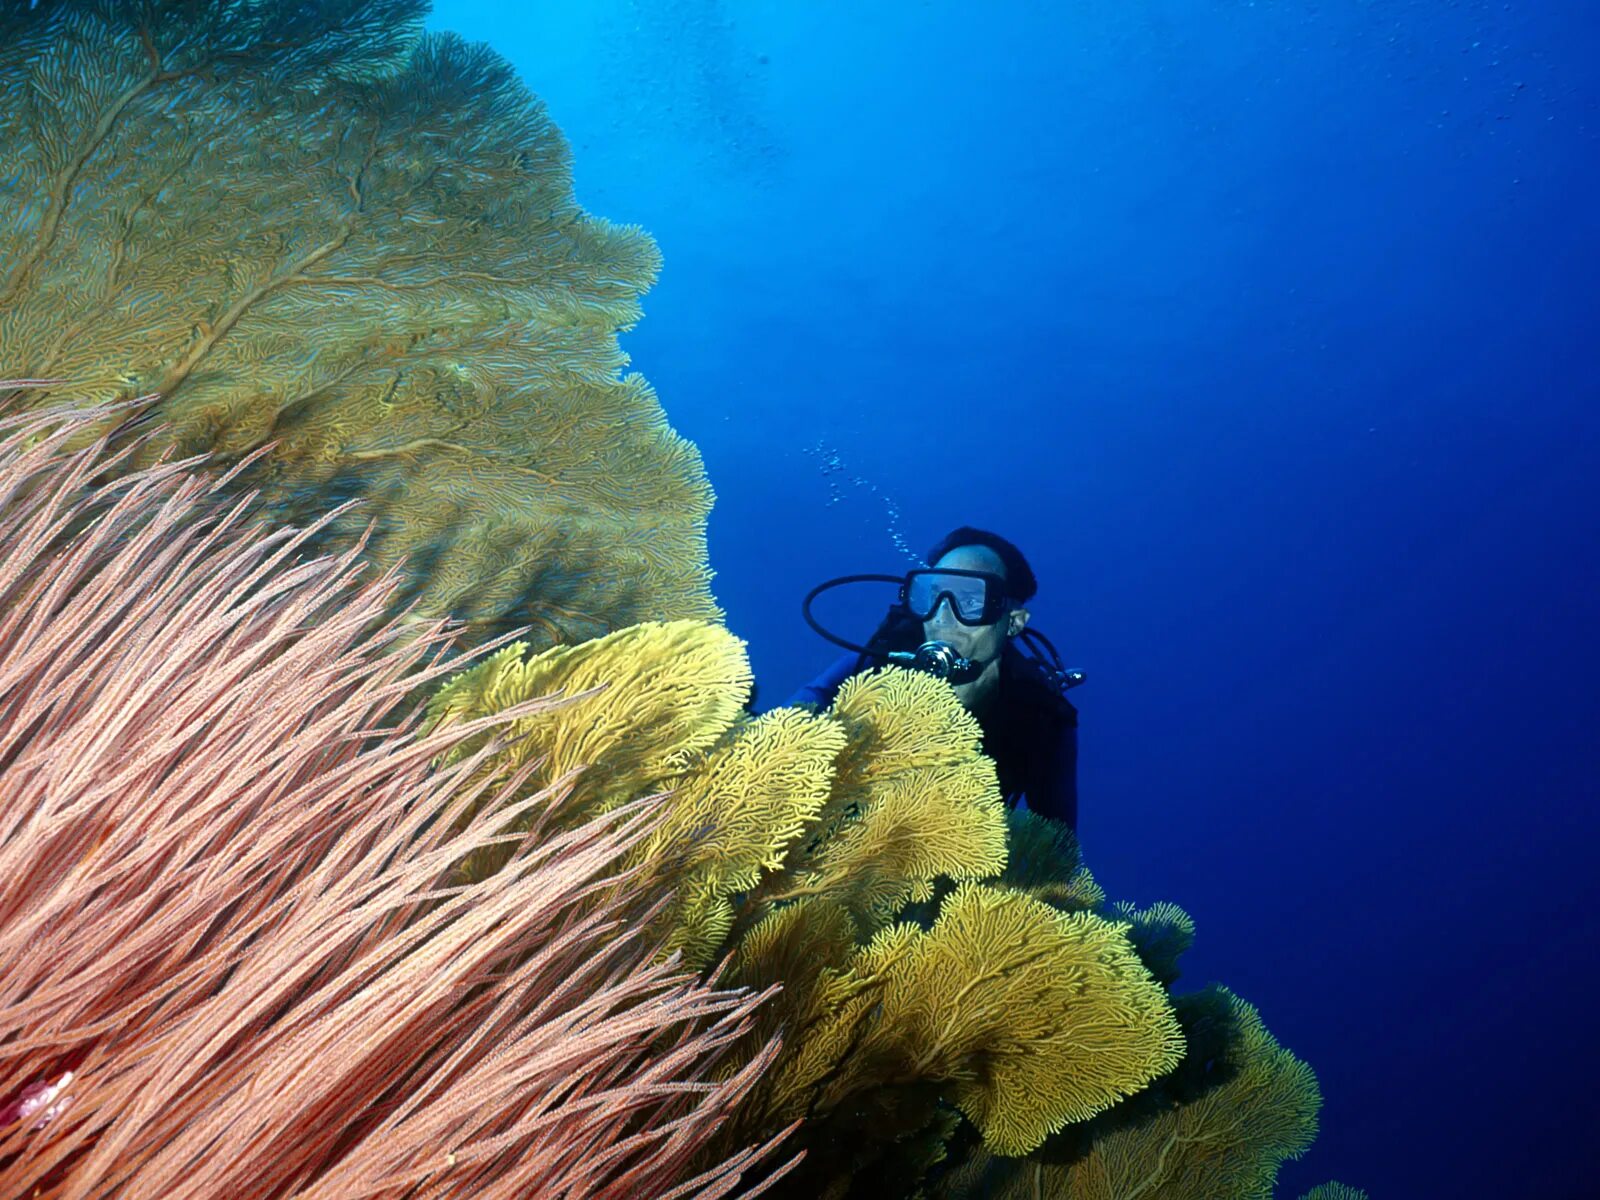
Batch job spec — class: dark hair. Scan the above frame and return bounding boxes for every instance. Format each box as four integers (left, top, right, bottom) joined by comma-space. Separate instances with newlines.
924, 526, 1038, 603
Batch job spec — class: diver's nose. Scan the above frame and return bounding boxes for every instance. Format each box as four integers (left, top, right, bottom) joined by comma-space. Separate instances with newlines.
926, 599, 961, 635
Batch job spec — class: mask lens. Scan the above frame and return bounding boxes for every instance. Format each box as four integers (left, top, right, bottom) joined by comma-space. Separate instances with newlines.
906, 571, 995, 623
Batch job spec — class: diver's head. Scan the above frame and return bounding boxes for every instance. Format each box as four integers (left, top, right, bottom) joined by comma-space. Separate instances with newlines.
911, 527, 1034, 670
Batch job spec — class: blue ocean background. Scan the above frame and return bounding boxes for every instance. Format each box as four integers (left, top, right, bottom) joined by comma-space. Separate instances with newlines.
429, 3, 1597, 1196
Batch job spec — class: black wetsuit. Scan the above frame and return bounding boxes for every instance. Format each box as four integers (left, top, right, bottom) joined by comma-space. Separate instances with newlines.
785, 617, 1079, 831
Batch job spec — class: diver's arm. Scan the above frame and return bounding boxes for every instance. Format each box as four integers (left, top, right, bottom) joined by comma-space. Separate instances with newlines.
781, 652, 859, 711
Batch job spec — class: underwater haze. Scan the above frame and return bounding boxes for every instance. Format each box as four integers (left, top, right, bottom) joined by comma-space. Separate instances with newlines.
428, 2, 1598, 1197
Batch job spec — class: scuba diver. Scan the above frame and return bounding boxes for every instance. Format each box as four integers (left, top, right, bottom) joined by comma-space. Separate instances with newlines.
787, 526, 1084, 831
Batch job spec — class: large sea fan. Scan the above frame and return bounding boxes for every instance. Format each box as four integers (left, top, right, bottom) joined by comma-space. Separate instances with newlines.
0, 394, 792, 1199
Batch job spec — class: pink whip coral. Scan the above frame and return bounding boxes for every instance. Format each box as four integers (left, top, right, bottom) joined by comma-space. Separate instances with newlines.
0, 395, 791, 1199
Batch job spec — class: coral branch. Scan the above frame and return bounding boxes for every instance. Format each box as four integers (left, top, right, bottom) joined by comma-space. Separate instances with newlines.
0, 398, 786, 1199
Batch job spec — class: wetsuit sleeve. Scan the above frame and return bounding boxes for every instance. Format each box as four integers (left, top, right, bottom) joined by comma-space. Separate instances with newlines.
781, 652, 860, 711
1028, 722, 1079, 832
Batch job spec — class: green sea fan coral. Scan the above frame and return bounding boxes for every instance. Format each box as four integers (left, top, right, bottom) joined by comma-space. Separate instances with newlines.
1110, 900, 1197, 990
0, 0, 716, 650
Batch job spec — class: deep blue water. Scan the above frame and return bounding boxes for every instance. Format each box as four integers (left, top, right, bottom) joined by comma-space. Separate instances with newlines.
431, 3, 1599, 1195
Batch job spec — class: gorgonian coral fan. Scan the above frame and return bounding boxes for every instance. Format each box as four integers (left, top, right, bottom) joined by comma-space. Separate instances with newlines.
0, 0, 716, 651
425, 630, 1366, 1198
935, 988, 1323, 1200
929, 816, 1365, 1200
424, 627, 1189, 1195
0, 397, 789, 1199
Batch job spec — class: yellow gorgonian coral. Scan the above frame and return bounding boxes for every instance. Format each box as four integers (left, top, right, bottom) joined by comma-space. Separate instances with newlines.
0, 0, 716, 650
429, 630, 1190, 1189
936, 986, 1321, 1200
646, 707, 849, 964
427, 620, 859, 964
724, 896, 864, 1102
723, 887, 1184, 1159
830, 667, 997, 793
750, 668, 1010, 935
428, 619, 752, 811
840, 886, 1183, 1155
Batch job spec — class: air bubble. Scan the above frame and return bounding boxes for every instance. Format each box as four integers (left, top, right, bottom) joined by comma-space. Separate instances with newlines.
806, 439, 918, 562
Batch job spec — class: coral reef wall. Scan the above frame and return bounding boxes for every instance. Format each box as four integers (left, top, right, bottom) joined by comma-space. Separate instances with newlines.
0, 0, 717, 650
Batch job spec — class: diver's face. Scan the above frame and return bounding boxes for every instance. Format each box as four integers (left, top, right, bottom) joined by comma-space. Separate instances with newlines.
921, 544, 1019, 663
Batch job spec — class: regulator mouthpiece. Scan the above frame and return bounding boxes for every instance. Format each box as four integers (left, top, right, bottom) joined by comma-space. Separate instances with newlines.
887, 640, 983, 684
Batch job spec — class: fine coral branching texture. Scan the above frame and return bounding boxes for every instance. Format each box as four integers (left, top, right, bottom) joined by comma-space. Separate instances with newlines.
934, 987, 1323, 1200
0, 0, 717, 650
0, 399, 784, 1200
426, 627, 1189, 1195
924, 809, 1340, 1199
744, 669, 1012, 938
736, 884, 1186, 1157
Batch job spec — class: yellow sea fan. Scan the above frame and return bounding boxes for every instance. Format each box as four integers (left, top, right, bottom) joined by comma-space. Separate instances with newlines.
655, 708, 850, 890
829, 667, 989, 785
425, 622, 854, 966
734, 897, 860, 995
427, 620, 751, 823
750, 956, 910, 1137
743, 885, 1184, 1158
871, 884, 1185, 1155
936, 987, 1321, 1199
647, 708, 849, 965
794, 760, 1007, 929
1094, 992, 1320, 1198
429, 642, 538, 728
659, 873, 740, 967
757, 668, 1007, 931
725, 897, 862, 1097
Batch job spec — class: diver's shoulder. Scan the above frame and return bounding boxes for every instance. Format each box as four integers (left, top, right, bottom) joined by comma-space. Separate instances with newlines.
1003, 650, 1079, 724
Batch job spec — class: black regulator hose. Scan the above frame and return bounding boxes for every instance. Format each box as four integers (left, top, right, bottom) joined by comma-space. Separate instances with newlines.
800, 573, 905, 655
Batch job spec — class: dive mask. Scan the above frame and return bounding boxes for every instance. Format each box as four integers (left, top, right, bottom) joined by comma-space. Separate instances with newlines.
799, 569, 1084, 695
899, 568, 1011, 626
